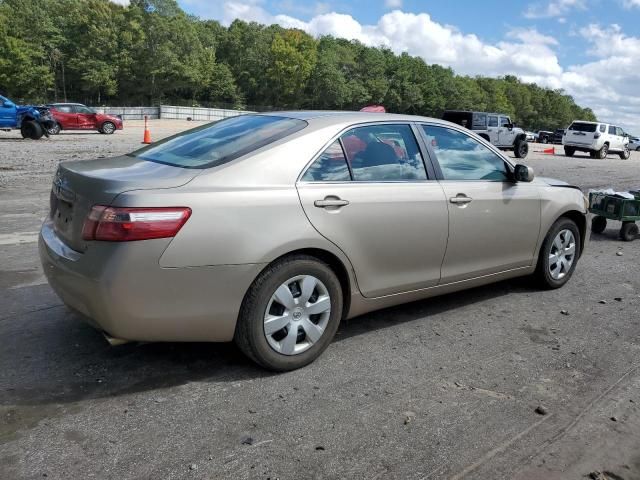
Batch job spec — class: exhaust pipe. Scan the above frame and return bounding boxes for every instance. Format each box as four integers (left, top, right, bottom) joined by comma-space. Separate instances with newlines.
102, 331, 130, 346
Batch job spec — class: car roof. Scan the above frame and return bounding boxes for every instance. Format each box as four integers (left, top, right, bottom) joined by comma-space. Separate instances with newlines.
259, 110, 451, 126
48, 103, 85, 106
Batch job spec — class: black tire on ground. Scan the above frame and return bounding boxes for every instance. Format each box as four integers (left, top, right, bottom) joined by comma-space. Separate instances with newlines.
48, 122, 61, 135
234, 254, 343, 371
542, 137, 548, 144
619, 146, 631, 160
620, 222, 638, 242
514, 138, 528, 158
591, 215, 607, 234
534, 217, 581, 289
20, 120, 43, 140
564, 147, 575, 157
100, 121, 116, 134
597, 143, 609, 159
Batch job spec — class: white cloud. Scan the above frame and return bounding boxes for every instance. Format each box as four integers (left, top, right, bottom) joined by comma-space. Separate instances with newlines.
524, 0, 586, 18
622, 0, 640, 8
221, 2, 640, 132
384, 0, 403, 8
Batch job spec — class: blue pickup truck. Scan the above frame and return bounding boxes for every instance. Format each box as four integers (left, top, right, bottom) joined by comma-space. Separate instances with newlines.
0, 95, 55, 139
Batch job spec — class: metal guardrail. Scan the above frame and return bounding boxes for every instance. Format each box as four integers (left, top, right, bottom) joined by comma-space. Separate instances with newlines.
90, 105, 254, 121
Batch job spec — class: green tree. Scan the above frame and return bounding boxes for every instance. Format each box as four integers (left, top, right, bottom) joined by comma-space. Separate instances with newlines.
267, 29, 317, 107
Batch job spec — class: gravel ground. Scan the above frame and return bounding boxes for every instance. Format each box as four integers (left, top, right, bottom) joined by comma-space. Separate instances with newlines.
1, 121, 639, 480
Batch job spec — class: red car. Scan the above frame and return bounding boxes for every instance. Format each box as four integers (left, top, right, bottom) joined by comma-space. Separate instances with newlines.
47, 103, 123, 135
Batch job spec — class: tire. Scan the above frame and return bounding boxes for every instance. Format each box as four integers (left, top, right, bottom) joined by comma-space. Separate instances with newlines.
591, 215, 607, 234
514, 138, 528, 158
564, 147, 575, 157
542, 137, 548, 144
620, 222, 638, 242
597, 143, 609, 159
234, 255, 343, 371
47, 122, 61, 135
20, 120, 43, 140
534, 217, 581, 289
589, 151, 597, 158
100, 121, 116, 134
619, 146, 630, 160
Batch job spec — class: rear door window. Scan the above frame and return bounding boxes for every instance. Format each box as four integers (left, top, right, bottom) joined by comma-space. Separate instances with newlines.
132, 114, 307, 169
341, 124, 427, 181
599, 124, 606, 133
73, 105, 94, 114
55, 105, 73, 113
301, 140, 350, 182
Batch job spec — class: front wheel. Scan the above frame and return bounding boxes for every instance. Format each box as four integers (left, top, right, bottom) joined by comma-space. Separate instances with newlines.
20, 120, 43, 140
100, 121, 116, 134
235, 255, 343, 371
534, 218, 581, 289
514, 139, 528, 158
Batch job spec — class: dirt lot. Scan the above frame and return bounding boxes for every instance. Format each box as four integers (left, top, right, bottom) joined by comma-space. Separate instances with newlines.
1, 121, 639, 480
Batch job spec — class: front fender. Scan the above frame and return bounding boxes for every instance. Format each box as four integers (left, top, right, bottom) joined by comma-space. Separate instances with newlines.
534, 186, 588, 262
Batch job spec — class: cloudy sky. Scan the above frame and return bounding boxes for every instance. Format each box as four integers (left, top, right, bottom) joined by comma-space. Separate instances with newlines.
145, 0, 640, 132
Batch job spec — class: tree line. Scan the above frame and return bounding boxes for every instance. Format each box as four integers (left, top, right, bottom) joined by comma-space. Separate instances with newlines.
0, 0, 596, 130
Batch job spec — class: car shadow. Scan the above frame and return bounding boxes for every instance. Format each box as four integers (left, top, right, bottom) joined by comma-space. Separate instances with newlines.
0, 277, 535, 407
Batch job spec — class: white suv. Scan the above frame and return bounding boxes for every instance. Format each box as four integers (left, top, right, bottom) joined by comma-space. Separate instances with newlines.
563, 121, 630, 159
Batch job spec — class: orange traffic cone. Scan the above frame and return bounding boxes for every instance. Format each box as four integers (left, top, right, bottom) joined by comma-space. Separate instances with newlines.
543, 146, 555, 155
142, 115, 152, 144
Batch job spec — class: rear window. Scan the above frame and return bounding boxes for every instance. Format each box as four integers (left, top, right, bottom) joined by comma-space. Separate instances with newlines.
131, 115, 307, 169
569, 122, 597, 133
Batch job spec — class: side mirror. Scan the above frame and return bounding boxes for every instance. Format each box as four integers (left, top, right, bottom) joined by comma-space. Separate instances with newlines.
2, 101, 12, 108
514, 164, 534, 182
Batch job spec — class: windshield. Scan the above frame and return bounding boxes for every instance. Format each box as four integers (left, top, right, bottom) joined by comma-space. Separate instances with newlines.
569, 122, 597, 133
130, 115, 307, 169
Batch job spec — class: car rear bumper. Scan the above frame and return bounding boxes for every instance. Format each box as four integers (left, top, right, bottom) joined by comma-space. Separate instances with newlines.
39, 219, 263, 343
562, 141, 597, 150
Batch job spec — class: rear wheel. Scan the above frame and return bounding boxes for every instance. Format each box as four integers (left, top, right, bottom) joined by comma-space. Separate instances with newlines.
534, 218, 581, 289
542, 137, 548, 144
564, 147, 575, 157
235, 255, 343, 371
619, 146, 630, 160
591, 215, 607, 234
20, 120, 43, 140
47, 122, 61, 135
597, 143, 609, 159
620, 222, 638, 242
100, 121, 116, 134
514, 139, 528, 158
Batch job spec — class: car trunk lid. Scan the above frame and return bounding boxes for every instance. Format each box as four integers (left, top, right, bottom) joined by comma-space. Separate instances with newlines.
50, 156, 199, 252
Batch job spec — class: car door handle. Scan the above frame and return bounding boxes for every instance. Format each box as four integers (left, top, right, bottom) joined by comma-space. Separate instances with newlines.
314, 198, 350, 208
449, 195, 472, 205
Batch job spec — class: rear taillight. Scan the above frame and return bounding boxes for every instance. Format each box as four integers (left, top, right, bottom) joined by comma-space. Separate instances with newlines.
82, 206, 191, 242
594, 132, 601, 139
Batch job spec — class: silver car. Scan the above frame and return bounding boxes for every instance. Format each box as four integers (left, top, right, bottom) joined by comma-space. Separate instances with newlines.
40, 112, 588, 370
